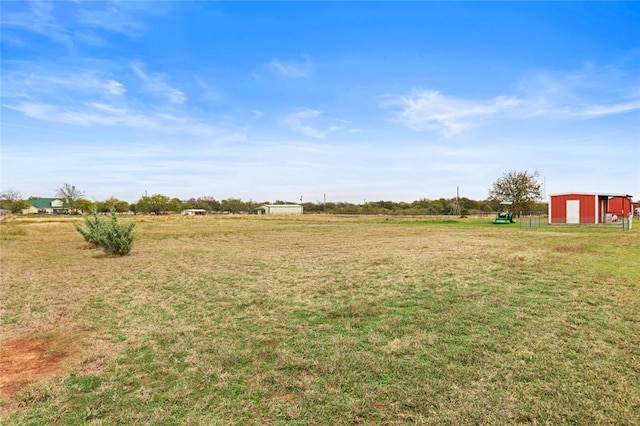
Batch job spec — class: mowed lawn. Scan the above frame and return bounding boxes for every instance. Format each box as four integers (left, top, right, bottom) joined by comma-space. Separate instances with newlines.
1, 215, 638, 425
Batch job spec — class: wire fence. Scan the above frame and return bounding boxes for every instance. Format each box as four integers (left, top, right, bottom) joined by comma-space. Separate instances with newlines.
546, 215, 634, 230
519, 213, 545, 229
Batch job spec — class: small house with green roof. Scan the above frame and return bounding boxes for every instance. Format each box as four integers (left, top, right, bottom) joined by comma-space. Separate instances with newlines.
23, 198, 70, 215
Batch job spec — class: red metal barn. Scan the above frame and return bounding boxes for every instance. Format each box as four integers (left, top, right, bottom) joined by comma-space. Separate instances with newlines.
608, 197, 634, 217
548, 193, 634, 224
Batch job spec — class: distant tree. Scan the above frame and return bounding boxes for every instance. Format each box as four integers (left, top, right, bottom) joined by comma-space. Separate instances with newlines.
135, 194, 170, 214
75, 198, 96, 214
0, 189, 21, 203
169, 198, 184, 213
56, 183, 84, 213
193, 199, 212, 211
1, 189, 22, 211
302, 202, 323, 212
199, 196, 220, 212
183, 198, 196, 209
98, 197, 131, 213
530, 201, 549, 213
112, 200, 129, 213
221, 198, 245, 214
183, 197, 213, 211
323, 202, 336, 212
343, 202, 361, 214
459, 197, 480, 214
11, 199, 31, 214
374, 200, 395, 210
488, 170, 542, 217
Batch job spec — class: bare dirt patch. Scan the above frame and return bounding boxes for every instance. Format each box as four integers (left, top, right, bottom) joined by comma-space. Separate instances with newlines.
0, 330, 81, 397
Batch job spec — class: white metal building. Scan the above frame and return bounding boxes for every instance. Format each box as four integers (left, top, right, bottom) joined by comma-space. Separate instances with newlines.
255, 204, 303, 215
181, 209, 207, 215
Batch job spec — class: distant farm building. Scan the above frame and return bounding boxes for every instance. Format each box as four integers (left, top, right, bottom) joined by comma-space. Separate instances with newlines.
254, 204, 303, 215
23, 198, 69, 215
181, 209, 207, 216
548, 193, 633, 224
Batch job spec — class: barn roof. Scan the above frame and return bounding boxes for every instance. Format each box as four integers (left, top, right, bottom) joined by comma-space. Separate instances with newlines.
26, 198, 68, 209
549, 193, 633, 198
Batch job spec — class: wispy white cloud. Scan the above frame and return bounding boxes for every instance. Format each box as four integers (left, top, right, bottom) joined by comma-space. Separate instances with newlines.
7, 102, 150, 128
281, 108, 347, 139
1, 1, 71, 46
251, 110, 265, 120
383, 63, 640, 137
5, 101, 245, 140
514, 62, 640, 119
577, 100, 640, 118
265, 55, 313, 79
1, 66, 126, 100
132, 63, 187, 104
0, 1, 162, 51
381, 90, 521, 137
194, 76, 223, 103
1, 60, 249, 144
76, 4, 147, 38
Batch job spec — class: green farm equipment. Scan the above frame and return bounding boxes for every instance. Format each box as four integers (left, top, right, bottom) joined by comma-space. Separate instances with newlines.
493, 201, 515, 224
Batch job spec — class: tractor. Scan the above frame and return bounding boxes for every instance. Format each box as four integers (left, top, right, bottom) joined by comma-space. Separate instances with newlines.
492, 201, 515, 224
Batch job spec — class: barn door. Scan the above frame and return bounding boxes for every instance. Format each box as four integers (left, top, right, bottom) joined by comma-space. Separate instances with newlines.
566, 200, 580, 224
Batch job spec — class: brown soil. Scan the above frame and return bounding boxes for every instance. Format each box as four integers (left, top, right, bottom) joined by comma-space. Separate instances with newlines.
0, 331, 80, 397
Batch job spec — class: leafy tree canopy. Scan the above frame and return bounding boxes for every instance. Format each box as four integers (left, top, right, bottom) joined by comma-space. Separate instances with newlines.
135, 194, 171, 214
488, 170, 542, 217
75, 198, 96, 214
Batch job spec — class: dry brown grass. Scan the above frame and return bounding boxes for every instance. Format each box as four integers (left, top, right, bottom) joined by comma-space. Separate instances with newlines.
1, 214, 639, 424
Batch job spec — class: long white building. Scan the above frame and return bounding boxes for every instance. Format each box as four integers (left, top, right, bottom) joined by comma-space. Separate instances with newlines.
255, 204, 303, 215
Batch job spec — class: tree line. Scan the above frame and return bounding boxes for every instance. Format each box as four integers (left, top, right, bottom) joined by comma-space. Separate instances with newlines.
0, 193, 548, 216
0, 170, 550, 216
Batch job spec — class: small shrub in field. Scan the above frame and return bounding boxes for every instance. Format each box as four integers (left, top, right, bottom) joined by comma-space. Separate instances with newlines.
97, 212, 136, 255
74, 211, 135, 255
74, 212, 103, 247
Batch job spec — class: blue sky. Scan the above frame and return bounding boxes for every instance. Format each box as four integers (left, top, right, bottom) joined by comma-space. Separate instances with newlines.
2, 1, 639, 204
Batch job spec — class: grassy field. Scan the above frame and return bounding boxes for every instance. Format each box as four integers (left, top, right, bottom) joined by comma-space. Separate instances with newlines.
1, 214, 638, 425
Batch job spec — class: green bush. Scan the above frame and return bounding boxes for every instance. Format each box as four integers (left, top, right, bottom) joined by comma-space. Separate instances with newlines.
74, 211, 135, 255
74, 212, 103, 247
97, 212, 136, 255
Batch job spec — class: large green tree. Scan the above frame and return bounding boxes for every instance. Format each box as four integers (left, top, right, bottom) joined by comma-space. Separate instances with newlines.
488, 170, 542, 217
221, 198, 246, 214
11, 199, 31, 214
135, 194, 171, 214
75, 198, 96, 214
98, 197, 131, 213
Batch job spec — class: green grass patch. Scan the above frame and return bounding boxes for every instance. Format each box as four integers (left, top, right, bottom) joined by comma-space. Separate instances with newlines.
1, 215, 638, 424
66, 375, 102, 394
